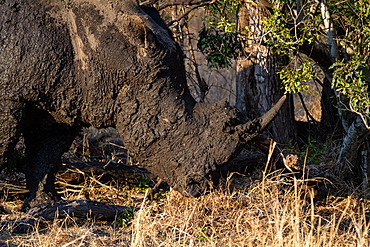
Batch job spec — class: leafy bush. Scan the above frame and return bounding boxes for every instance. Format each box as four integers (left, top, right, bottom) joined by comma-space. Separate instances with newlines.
198, 28, 242, 68
197, 0, 242, 68
116, 207, 135, 227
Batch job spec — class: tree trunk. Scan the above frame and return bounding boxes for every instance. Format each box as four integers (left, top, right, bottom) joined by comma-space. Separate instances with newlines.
1, 200, 128, 233
318, 0, 370, 184
336, 116, 370, 179
236, 4, 297, 145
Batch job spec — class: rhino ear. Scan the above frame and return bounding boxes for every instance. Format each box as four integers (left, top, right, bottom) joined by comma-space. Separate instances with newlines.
142, 25, 157, 49
121, 16, 158, 54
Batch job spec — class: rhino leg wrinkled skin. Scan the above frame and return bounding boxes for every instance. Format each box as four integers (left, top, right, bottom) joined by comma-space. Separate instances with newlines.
0, 0, 285, 208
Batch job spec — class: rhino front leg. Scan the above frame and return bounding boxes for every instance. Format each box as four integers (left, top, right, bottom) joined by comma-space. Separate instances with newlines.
0, 100, 25, 169
22, 106, 79, 210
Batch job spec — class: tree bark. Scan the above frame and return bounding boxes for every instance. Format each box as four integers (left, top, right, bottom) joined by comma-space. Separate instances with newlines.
318, 0, 370, 183
319, 77, 341, 137
236, 3, 297, 145
336, 116, 370, 178
1, 200, 128, 233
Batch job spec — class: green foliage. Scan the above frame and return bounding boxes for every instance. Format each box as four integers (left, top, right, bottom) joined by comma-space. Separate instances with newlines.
132, 176, 169, 198
133, 176, 153, 193
329, 0, 370, 57
198, 28, 243, 68
269, 0, 295, 4
197, 0, 369, 126
195, 226, 215, 242
262, 0, 370, 124
263, 10, 319, 56
327, 0, 370, 126
263, 11, 297, 56
197, 0, 243, 68
279, 59, 315, 93
116, 207, 135, 227
206, 0, 240, 32
262, 8, 320, 94
152, 188, 169, 199
331, 56, 370, 126
287, 137, 327, 166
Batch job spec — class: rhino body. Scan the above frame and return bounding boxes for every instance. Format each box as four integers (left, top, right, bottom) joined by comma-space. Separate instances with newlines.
0, 0, 283, 208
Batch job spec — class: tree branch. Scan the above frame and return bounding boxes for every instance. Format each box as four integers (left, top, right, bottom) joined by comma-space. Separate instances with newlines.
166, 0, 215, 26
299, 43, 334, 74
159, 0, 212, 9
319, 0, 339, 59
336, 116, 370, 174
1, 200, 128, 233
298, 92, 318, 122
184, 19, 208, 101
140, 0, 159, 6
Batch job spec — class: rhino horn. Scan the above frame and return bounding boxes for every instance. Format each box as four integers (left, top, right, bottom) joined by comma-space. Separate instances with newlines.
235, 95, 287, 142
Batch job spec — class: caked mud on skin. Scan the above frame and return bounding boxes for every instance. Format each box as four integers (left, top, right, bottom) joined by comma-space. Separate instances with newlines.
0, 0, 285, 209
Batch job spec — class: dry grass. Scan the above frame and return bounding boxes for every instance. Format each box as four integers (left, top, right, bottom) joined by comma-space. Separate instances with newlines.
1, 129, 369, 246
1, 169, 369, 247
131, 175, 370, 247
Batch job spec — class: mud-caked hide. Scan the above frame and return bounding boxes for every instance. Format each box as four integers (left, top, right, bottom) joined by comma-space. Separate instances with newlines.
0, 0, 285, 207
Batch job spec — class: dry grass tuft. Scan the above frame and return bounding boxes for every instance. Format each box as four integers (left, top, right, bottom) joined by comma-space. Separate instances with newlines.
130, 174, 370, 246
4, 216, 131, 246
1, 170, 370, 246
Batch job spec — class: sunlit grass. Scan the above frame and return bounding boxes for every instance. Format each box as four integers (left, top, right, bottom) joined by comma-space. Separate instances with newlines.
1, 166, 369, 246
